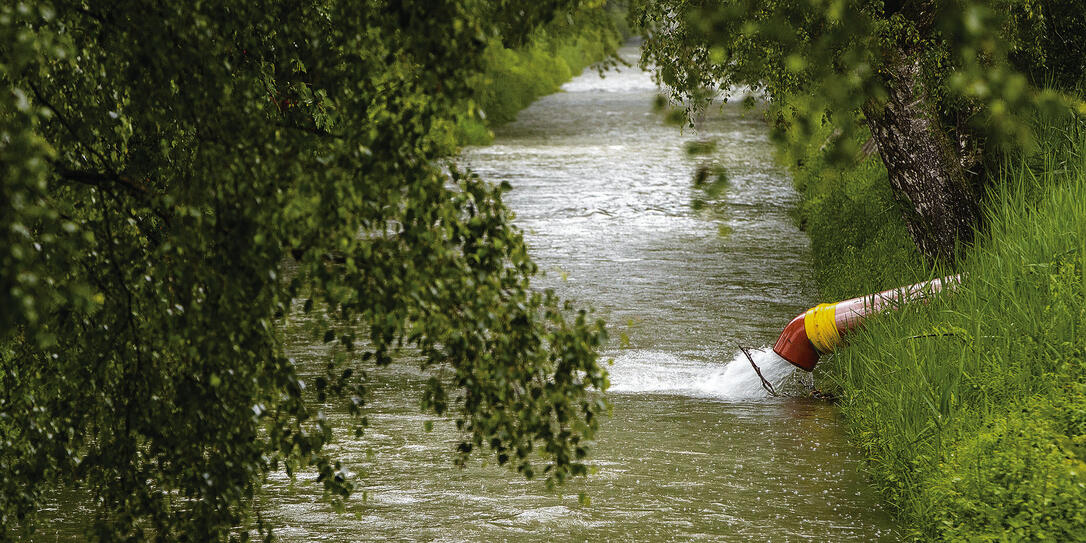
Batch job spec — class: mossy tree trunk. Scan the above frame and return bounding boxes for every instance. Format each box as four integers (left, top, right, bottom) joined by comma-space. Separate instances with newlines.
862, 46, 981, 263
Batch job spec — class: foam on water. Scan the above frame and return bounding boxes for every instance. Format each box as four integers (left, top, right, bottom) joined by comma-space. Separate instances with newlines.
606, 347, 796, 400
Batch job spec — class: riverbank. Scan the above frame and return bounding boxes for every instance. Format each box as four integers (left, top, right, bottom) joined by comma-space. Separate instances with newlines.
428, 9, 627, 151
785, 115, 1086, 539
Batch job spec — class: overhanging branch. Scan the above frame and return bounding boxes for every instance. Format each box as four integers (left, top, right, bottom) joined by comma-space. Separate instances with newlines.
53, 165, 150, 196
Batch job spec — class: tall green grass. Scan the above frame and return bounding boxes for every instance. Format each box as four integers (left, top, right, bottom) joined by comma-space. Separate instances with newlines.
789, 118, 1086, 539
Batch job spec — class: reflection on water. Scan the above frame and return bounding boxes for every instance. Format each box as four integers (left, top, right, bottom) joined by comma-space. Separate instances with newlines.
252, 42, 901, 541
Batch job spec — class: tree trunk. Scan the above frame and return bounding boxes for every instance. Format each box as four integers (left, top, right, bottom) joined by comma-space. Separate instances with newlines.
862, 49, 980, 262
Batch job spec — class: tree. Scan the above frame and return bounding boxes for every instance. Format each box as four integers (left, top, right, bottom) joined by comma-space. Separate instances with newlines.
0, 1, 614, 540
634, 0, 1086, 261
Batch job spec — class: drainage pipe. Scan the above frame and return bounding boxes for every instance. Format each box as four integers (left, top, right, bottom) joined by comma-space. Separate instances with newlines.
773, 275, 960, 371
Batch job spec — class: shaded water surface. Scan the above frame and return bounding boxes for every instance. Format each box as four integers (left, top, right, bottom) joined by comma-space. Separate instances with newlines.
256, 43, 900, 541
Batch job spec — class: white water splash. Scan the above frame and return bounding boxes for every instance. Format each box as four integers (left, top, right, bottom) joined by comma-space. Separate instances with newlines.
606, 347, 796, 400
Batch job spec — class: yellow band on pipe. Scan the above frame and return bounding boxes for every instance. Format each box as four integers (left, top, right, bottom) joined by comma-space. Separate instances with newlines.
804, 303, 841, 353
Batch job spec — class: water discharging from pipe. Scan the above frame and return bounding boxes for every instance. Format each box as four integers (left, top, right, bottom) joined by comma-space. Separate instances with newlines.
608, 348, 797, 399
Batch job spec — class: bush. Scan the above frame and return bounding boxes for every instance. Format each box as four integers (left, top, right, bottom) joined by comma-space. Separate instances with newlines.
926, 403, 1086, 541
461, 23, 622, 140
430, 23, 621, 152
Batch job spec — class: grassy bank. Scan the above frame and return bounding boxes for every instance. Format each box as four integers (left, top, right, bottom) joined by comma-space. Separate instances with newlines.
786, 118, 1086, 539
429, 10, 627, 151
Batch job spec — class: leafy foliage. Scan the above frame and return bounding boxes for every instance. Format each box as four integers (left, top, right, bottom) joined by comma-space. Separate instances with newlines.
925, 399, 1086, 541
632, 0, 1086, 261
633, 0, 1085, 160
0, 1, 618, 539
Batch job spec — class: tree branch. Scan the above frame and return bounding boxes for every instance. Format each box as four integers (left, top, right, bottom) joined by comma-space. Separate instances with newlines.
52, 164, 150, 196
736, 343, 778, 397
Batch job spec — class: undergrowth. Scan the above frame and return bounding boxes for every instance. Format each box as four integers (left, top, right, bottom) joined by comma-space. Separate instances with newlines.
430, 10, 626, 150
786, 116, 1086, 540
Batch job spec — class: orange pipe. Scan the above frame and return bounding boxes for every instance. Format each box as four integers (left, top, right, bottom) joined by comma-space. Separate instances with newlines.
773, 275, 960, 371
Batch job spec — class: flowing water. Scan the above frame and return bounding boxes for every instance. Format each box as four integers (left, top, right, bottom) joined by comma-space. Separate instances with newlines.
257, 43, 900, 541
35, 43, 899, 541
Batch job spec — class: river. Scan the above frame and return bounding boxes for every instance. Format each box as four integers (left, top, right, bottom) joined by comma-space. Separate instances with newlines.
256, 43, 900, 541
30, 41, 899, 543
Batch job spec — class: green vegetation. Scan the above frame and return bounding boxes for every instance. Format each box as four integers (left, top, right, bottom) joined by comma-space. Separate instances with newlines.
786, 128, 928, 299
449, 10, 627, 146
0, 1, 623, 540
635, 0, 1086, 261
788, 114, 1086, 539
